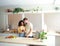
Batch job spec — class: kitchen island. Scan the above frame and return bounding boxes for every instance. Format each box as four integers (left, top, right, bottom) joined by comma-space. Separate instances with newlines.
0, 36, 46, 46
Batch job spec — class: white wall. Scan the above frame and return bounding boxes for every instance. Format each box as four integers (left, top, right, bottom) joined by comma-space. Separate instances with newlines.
0, 8, 8, 30
0, 12, 4, 30
44, 13, 60, 32
25, 13, 42, 31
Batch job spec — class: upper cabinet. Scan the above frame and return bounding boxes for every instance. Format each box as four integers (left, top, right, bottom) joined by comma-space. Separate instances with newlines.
8, 14, 22, 29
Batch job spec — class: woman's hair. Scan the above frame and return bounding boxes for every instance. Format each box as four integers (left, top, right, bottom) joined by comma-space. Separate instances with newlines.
18, 20, 25, 26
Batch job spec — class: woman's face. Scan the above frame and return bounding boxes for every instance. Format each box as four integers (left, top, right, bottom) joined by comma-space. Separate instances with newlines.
21, 22, 24, 26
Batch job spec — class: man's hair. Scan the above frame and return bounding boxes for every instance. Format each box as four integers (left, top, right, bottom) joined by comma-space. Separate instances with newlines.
23, 17, 28, 21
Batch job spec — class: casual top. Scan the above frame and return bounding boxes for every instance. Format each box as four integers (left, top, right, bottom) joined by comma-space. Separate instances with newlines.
18, 26, 25, 33
25, 22, 33, 36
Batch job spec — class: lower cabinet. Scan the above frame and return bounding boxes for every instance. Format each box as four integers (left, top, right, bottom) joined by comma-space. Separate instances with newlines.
0, 42, 28, 46
47, 35, 60, 46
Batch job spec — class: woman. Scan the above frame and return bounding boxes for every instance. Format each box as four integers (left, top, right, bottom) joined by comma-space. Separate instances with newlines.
18, 20, 26, 37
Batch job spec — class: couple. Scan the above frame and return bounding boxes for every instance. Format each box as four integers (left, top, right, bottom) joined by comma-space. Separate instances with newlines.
18, 17, 33, 38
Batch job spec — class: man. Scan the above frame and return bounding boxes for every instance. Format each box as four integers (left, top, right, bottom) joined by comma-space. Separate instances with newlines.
23, 17, 33, 38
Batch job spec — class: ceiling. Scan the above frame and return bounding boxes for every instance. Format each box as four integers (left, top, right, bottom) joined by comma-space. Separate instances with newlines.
0, 0, 60, 11
0, 0, 60, 7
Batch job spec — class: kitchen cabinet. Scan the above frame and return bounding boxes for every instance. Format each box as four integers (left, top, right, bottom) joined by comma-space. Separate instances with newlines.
0, 42, 28, 46
1, 33, 60, 46
0, 36, 46, 46
8, 14, 22, 29
47, 33, 60, 46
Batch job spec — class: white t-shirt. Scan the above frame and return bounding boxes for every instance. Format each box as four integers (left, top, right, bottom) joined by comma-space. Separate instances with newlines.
25, 22, 33, 36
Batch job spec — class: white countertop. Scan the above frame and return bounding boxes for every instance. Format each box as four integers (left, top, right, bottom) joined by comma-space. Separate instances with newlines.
0, 36, 46, 45
47, 32, 60, 36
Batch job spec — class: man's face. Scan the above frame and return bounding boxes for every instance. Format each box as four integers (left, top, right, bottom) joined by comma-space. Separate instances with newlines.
24, 20, 28, 24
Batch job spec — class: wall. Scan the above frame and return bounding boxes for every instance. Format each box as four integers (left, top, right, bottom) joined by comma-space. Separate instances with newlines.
25, 13, 42, 31
1, 6, 60, 32
0, 10, 8, 30
44, 13, 60, 32
0, 12, 42, 32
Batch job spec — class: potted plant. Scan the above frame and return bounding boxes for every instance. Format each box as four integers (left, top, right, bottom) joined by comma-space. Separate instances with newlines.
39, 31, 47, 42
13, 8, 24, 13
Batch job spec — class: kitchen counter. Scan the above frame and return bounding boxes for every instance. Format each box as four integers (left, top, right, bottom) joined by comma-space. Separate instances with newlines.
0, 36, 46, 46
47, 31, 60, 36
0, 31, 60, 46
47, 32, 60, 46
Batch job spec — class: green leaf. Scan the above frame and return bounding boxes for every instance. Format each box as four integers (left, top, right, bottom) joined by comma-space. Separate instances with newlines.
13, 8, 24, 13
39, 31, 47, 40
